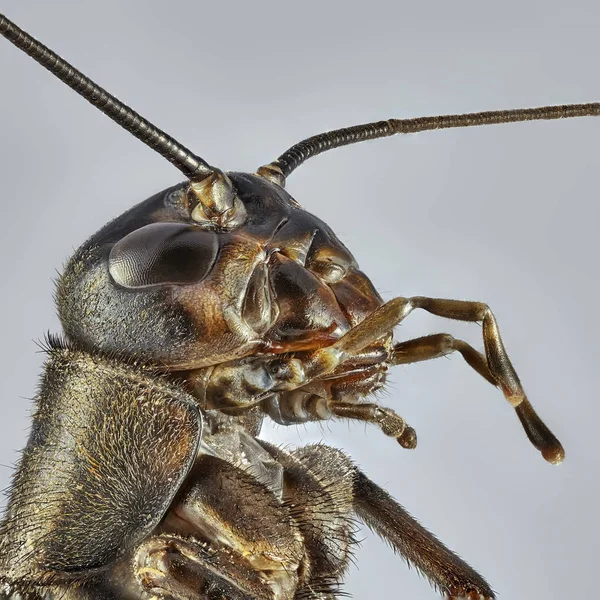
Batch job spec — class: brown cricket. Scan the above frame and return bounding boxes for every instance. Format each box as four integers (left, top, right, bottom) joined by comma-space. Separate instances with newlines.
0, 11, 597, 600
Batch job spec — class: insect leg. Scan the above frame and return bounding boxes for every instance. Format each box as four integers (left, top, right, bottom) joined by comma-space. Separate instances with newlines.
291, 443, 495, 599
352, 468, 495, 600
259, 442, 357, 600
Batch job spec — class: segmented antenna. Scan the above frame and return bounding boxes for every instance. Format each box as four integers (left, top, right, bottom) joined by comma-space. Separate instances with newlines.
266, 103, 600, 181
0, 13, 214, 181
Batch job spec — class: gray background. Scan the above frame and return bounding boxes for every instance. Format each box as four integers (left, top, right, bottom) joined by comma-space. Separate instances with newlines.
0, 1, 598, 598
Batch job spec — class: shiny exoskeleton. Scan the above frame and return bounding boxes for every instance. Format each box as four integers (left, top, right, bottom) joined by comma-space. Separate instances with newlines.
1, 12, 598, 600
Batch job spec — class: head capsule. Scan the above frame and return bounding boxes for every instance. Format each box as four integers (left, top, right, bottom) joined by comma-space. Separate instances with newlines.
56, 173, 383, 370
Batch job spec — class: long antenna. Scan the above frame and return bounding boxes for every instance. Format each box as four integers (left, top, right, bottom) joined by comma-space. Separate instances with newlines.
0, 13, 214, 182
263, 103, 600, 182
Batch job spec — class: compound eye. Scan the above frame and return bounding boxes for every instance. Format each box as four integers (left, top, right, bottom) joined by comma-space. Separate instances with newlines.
109, 222, 218, 289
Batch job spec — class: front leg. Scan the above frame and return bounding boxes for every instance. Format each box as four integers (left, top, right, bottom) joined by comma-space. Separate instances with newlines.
353, 469, 495, 600
293, 444, 495, 600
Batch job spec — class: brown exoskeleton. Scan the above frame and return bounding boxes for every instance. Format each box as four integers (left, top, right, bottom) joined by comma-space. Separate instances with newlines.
1, 11, 598, 600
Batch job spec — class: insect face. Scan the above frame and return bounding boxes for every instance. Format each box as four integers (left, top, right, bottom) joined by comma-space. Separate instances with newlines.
55, 174, 381, 372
